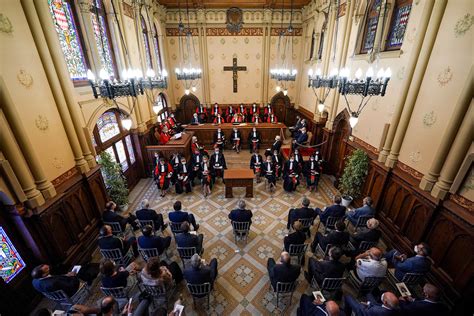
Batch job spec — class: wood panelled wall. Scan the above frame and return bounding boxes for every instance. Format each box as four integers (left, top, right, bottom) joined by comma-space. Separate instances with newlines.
320, 118, 474, 312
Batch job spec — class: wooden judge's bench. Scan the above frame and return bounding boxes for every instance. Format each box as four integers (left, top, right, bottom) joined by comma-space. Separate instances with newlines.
184, 122, 286, 149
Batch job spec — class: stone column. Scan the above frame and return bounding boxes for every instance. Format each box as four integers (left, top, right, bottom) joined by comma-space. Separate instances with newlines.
431, 103, 473, 199
76, 0, 101, 72
197, 10, 210, 104
262, 10, 272, 103
0, 113, 45, 208
33, 0, 97, 168
420, 67, 473, 191
385, 0, 448, 168
322, 2, 337, 76
369, 0, 389, 61
0, 78, 56, 201
378, 0, 436, 163
21, 0, 90, 175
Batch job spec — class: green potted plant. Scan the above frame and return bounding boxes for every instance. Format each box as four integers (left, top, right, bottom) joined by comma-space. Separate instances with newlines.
338, 149, 370, 207
98, 151, 129, 209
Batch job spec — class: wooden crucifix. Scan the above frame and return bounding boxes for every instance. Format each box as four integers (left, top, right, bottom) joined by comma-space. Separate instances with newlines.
223, 57, 247, 93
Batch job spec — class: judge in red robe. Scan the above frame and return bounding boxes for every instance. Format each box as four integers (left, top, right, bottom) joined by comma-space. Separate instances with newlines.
154, 157, 173, 197
264, 104, 273, 121
213, 113, 224, 125
250, 103, 259, 116
159, 125, 171, 144
196, 104, 208, 122
211, 103, 221, 118
231, 112, 244, 124
251, 113, 261, 124
267, 113, 278, 123
238, 104, 247, 116
226, 106, 235, 123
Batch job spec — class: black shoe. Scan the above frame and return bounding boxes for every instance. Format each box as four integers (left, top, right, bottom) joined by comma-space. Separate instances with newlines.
161, 224, 168, 231
194, 224, 200, 231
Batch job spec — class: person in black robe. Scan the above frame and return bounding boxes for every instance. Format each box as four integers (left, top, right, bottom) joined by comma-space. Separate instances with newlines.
230, 127, 242, 153
304, 155, 322, 192
170, 153, 182, 186
200, 155, 212, 197
225, 105, 235, 123
248, 127, 261, 153
283, 154, 301, 192
210, 148, 227, 183
196, 104, 208, 122
293, 148, 304, 172
272, 135, 282, 153
250, 151, 263, 183
190, 152, 203, 185
272, 149, 283, 179
262, 155, 276, 192
190, 113, 202, 124
175, 157, 192, 194
213, 128, 226, 151
154, 157, 173, 197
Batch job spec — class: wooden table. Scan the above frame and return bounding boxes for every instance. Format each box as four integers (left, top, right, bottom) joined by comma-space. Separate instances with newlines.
223, 169, 255, 198
184, 123, 285, 149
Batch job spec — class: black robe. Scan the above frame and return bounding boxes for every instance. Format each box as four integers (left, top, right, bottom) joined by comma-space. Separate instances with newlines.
250, 154, 263, 175
230, 130, 242, 148
175, 162, 192, 194
304, 160, 322, 187
283, 160, 300, 192
213, 131, 226, 149
262, 161, 276, 184
210, 152, 227, 179
248, 130, 261, 152
272, 154, 283, 177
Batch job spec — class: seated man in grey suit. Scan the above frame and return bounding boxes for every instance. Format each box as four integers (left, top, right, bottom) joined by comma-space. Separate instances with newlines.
346, 196, 375, 226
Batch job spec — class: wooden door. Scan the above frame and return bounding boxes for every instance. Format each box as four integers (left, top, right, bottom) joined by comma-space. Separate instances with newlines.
331, 118, 350, 176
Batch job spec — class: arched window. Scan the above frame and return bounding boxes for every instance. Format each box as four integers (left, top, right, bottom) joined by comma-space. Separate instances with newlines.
141, 14, 153, 70
93, 110, 136, 171
48, 0, 89, 82
385, 0, 412, 50
360, 0, 381, 54
90, 0, 117, 77
153, 22, 163, 71
156, 94, 169, 123
309, 29, 316, 60
318, 28, 325, 60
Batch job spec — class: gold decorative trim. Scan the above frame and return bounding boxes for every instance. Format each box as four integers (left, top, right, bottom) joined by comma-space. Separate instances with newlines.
122, 3, 134, 19
397, 161, 424, 180
166, 28, 199, 36
206, 27, 263, 36
270, 28, 303, 36
52, 167, 79, 188
352, 137, 379, 156
449, 194, 473, 211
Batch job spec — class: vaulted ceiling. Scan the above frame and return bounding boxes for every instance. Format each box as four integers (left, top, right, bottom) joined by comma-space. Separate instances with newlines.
155, 0, 311, 9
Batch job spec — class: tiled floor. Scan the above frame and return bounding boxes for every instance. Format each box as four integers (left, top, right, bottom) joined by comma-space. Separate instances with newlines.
35, 151, 353, 315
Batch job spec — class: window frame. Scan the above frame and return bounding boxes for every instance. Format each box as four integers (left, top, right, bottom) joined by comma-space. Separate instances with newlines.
156, 93, 169, 123
141, 14, 153, 70
384, 0, 413, 51
153, 22, 163, 72
359, 0, 381, 54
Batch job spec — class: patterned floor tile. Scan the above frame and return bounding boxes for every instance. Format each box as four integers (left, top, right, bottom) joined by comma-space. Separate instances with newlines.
248, 238, 282, 266
203, 239, 236, 267
222, 257, 265, 296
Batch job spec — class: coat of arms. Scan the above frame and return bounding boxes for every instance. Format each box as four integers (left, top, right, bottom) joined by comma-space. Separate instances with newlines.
226, 7, 244, 34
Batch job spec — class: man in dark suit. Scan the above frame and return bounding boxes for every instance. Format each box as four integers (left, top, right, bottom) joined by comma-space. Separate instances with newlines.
399, 283, 448, 316
210, 147, 227, 182
98, 225, 138, 257
284, 220, 307, 252
228, 200, 253, 223
168, 200, 200, 231
346, 196, 375, 226
102, 201, 139, 231
305, 246, 345, 287
31, 264, 80, 297
190, 113, 202, 124
316, 195, 346, 226
271, 135, 282, 153
349, 218, 382, 252
297, 295, 343, 316
175, 222, 204, 255
267, 251, 301, 290
311, 220, 349, 253
287, 197, 317, 230
138, 225, 171, 255
343, 291, 400, 316
135, 199, 167, 232
384, 242, 432, 281
184, 253, 218, 295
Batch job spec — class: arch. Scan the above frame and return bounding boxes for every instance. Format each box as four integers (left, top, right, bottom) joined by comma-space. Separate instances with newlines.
331, 108, 351, 176
86, 99, 134, 131
270, 92, 291, 124
176, 93, 201, 123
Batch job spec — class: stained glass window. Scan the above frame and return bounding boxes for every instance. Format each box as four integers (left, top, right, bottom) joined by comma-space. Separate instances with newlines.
318, 30, 325, 60
309, 29, 316, 60
115, 140, 128, 171
97, 111, 120, 143
125, 135, 135, 164
386, 0, 412, 50
360, 0, 381, 54
153, 23, 163, 71
0, 227, 26, 283
141, 15, 153, 70
48, 0, 88, 81
91, 0, 115, 77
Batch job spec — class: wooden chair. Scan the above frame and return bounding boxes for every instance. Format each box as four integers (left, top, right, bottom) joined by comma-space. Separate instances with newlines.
42, 283, 89, 310
323, 216, 342, 233
100, 286, 135, 309
387, 270, 425, 295
288, 243, 309, 265
177, 246, 197, 268
138, 219, 156, 234
295, 217, 314, 237
347, 240, 378, 252
187, 282, 212, 311
231, 221, 251, 244
271, 281, 298, 309
100, 248, 133, 266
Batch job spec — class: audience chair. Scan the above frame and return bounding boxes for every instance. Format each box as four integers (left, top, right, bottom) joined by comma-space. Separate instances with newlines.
186, 282, 212, 311
100, 248, 133, 266
177, 246, 197, 268
103, 221, 132, 238
138, 247, 167, 262
142, 283, 174, 311
388, 270, 424, 295
231, 221, 251, 244
348, 271, 385, 297
315, 243, 333, 260
297, 217, 314, 237
271, 281, 298, 309
169, 221, 184, 237
288, 243, 309, 265
323, 216, 342, 233
138, 220, 156, 234
353, 216, 373, 231
311, 277, 346, 299
42, 282, 89, 310
347, 240, 378, 252
100, 286, 134, 309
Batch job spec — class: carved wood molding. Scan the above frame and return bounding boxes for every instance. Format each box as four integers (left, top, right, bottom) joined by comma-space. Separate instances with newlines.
396, 161, 424, 180
449, 193, 474, 213
165, 28, 200, 36
270, 27, 303, 36
51, 167, 79, 188
206, 27, 264, 36
351, 136, 379, 156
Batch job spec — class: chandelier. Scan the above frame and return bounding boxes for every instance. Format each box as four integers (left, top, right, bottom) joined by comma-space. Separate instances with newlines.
307, 68, 339, 113
175, 0, 202, 95
270, 0, 297, 96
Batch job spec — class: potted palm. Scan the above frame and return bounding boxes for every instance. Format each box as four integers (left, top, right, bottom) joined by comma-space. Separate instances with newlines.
338, 149, 370, 207
98, 151, 129, 209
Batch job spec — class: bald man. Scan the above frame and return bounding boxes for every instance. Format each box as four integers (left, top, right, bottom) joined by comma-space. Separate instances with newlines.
344, 291, 400, 316
297, 295, 342, 316
399, 283, 448, 316
355, 247, 387, 281
267, 251, 301, 290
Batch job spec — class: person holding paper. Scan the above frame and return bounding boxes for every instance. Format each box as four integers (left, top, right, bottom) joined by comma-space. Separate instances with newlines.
297, 295, 341, 316
384, 242, 432, 281
399, 283, 448, 316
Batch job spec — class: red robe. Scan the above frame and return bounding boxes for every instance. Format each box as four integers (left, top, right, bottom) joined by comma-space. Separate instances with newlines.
154, 163, 173, 190
160, 132, 171, 144
267, 115, 278, 123
252, 115, 261, 123
211, 105, 221, 116
264, 106, 273, 115
238, 105, 247, 115
213, 116, 224, 124
250, 104, 259, 115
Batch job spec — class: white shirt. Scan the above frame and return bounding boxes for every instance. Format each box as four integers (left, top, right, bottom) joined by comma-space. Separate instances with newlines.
196, 155, 200, 162
274, 155, 279, 162
267, 163, 272, 171
252, 131, 257, 137
356, 258, 387, 281
160, 164, 165, 172
214, 154, 219, 162
181, 163, 187, 173
217, 132, 222, 138
203, 163, 208, 171
233, 132, 238, 138
289, 161, 294, 169
255, 155, 259, 163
